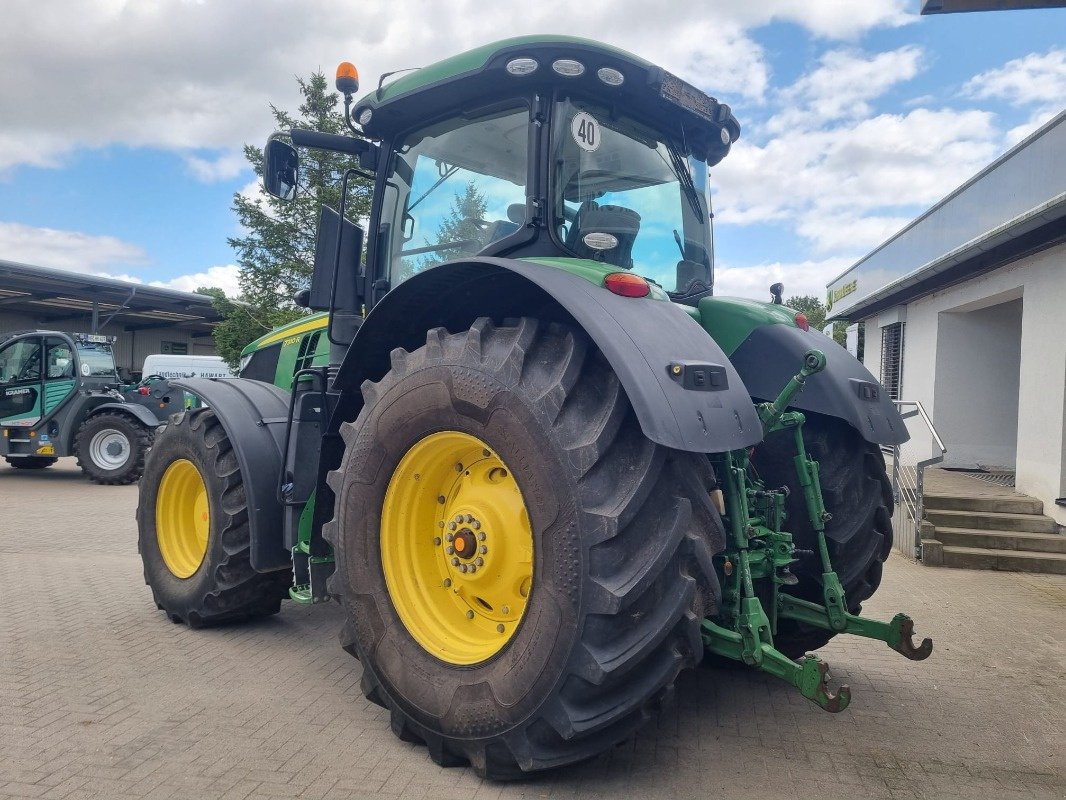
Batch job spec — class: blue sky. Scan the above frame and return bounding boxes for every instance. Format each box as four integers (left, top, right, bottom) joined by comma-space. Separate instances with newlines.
1, 1, 1063, 301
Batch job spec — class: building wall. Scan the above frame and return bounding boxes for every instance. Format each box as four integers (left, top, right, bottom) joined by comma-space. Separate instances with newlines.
861, 244, 1066, 525
0, 310, 216, 376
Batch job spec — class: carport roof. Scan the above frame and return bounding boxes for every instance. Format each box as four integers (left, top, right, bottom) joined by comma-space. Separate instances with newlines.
0, 259, 224, 337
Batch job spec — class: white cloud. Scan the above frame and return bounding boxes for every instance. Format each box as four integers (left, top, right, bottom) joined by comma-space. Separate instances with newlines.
0, 0, 914, 173
714, 257, 853, 300
767, 46, 925, 133
183, 150, 247, 183
713, 107, 1001, 255
0, 221, 148, 272
963, 48, 1066, 108
153, 264, 241, 296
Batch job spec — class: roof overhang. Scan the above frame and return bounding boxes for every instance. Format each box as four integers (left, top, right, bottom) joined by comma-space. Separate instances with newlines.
0, 260, 223, 336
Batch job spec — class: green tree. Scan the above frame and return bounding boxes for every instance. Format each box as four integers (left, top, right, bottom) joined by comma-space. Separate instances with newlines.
217, 71, 373, 363
785, 294, 846, 347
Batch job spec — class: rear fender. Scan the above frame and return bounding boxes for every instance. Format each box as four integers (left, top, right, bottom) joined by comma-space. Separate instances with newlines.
728, 325, 909, 445
332, 257, 764, 453
90, 402, 162, 429
172, 378, 292, 572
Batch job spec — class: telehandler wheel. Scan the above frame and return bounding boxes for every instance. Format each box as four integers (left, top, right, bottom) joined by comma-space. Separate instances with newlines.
5, 456, 58, 470
750, 412, 893, 658
136, 408, 290, 628
75, 411, 152, 485
325, 317, 725, 780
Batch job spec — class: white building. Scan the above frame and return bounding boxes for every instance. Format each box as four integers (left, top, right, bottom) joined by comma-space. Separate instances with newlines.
827, 111, 1066, 526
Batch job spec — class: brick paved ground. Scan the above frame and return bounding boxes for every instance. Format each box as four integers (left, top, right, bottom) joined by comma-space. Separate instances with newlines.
1, 461, 1064, 800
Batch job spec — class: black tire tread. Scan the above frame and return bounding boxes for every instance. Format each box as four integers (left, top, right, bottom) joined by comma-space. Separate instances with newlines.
751, 413, 893, 656
137, 409, 290, 628
76, 411, 152, 485
325, 317, 724, 779
5, 456, 58, 469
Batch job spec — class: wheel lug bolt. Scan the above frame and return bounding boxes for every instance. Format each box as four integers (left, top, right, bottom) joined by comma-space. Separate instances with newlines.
501, 606, 509, 614
446, 546, 454, 555
496, 624, 505, 633
472, 520, 481, 530
459, 564, 468, 573
438, 521, 444, 528
478, 532, 486, 542
445, 533, 454, 542
443, 578, 452, 588
466, 610, 475, 620
475, 557, 483, 567
434, 537, 442, 546
479, 545, 487, 554
451, 557, 459, 566
455, 463, 464, 473
455, 514, 464, 523
437, 495, 446, 504
468, 565, 477, 573
448, 522, 457, 531
465, 514, 473, 523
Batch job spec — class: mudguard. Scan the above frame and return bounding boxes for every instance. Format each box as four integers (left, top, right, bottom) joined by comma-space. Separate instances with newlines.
728, 324, 909, 445
172, 377, 292, 572
333, 257, 764, 453
90, 402, 162, 429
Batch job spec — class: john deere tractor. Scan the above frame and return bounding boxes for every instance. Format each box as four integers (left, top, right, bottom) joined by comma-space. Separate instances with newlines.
137, 36, 930, 779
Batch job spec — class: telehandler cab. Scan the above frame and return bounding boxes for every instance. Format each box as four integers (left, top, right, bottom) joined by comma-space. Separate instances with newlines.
137, 36, 930, 779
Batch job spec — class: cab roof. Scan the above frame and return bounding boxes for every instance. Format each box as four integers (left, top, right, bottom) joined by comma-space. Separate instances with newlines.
353, 35, 740, 165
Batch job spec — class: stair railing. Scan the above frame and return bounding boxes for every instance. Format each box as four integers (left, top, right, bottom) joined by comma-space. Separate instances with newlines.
884, 400, 947, 560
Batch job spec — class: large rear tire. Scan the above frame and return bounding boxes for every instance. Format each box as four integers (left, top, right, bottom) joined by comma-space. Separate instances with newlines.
136, 408, 290, 627
76, 411, 152, 485
325, 318, 725, 779
5, 456, 58, 470
750, 412, 893, 657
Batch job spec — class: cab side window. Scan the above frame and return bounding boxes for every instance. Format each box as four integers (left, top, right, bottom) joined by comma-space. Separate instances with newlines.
0, 338, 41, 384
46, 338, 74, 379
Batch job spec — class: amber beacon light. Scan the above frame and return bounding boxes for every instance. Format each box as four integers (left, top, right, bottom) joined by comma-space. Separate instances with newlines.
336, 62, 359, 94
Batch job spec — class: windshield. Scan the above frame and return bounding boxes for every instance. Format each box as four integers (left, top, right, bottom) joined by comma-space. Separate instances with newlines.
75, 342, 117, 378
552, 99, 713, 296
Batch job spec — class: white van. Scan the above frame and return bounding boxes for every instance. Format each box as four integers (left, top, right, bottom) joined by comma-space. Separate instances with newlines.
140, 354, 234, 381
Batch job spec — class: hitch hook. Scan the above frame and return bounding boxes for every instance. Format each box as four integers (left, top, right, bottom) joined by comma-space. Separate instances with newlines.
797, 655, 851, 712
890, 614, 933, 661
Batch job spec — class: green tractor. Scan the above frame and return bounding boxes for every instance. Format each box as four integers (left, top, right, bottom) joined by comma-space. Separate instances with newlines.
0, 330, 183, 483
137, 36, 930, 779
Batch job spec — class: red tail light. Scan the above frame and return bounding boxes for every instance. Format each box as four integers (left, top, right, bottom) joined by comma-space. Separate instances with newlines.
138, 386, 150, 395
604, 272, 650, 298
794, 312, 810, 331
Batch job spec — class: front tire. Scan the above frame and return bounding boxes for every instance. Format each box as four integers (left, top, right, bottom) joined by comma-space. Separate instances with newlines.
76, 411, 151, 485
325, 318, 725, 779
5, 456, 58, 470
750, 413, 893, 657
136, 408, 290, 627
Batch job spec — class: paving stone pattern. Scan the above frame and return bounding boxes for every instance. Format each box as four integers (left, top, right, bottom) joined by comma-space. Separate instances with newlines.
2, 461, 1064, 800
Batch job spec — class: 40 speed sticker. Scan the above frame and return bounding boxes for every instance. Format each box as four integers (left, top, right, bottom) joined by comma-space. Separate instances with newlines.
571, 111, 600, 152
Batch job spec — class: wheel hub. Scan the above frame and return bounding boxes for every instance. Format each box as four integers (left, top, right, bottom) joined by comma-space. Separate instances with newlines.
380, 431, 533, 665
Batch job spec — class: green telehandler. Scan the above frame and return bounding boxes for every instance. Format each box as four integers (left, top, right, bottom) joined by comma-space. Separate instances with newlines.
136, 36, 931, 779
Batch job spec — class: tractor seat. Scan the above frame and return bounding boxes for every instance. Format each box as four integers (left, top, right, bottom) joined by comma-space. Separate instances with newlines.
564, 201, 641, 269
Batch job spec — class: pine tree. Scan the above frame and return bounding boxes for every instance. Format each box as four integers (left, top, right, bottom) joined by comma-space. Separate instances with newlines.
400, 181, 488, 280
205, 72, 374, 367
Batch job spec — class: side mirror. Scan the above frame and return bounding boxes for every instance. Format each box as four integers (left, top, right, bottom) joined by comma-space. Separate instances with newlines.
264, 136, 299, 200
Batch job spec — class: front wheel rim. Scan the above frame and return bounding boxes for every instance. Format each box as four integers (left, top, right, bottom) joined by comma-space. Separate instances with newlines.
380, 431, 533, 666
156, 458, 210, 579
89, 429, 130, 470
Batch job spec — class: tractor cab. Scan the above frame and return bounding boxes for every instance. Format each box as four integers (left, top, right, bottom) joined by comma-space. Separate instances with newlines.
265, 36, 738, 312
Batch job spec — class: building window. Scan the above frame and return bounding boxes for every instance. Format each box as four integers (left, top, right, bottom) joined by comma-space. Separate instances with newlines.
160, 341, 188, 355
880, 323, 904, 400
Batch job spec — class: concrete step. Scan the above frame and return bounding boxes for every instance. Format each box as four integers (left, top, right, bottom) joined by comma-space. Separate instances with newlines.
933, 526, 1066, 554
923, 493, 1042, 515
924, 508, 1059, 534
937, 545, 1066, 574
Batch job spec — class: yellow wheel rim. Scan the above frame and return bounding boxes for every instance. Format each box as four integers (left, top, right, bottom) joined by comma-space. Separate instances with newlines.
381, 431, 533, 665
156, 458, 210, 579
